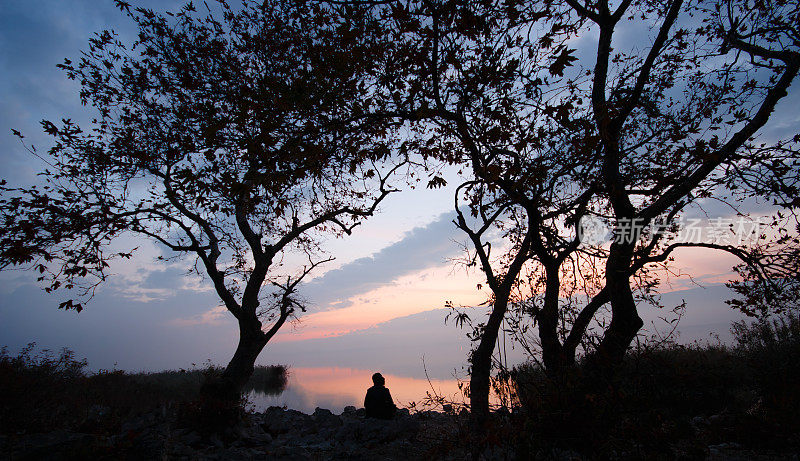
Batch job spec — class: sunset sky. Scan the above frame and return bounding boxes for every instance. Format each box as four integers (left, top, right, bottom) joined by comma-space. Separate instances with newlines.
1, 0, 795, 383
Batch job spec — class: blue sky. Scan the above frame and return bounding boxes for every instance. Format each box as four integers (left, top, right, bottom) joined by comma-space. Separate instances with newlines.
0, 0, 470, 353
0, 1, 787, 378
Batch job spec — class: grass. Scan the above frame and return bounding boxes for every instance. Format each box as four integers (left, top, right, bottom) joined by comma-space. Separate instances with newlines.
0, 344, 287, 436
507, 312, 800, 458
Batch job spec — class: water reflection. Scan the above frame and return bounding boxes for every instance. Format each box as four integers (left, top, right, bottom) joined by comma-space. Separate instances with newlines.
247, 367, 465, 414
243, 365, 288, 396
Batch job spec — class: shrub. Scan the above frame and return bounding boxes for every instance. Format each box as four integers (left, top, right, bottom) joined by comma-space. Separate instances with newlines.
0, 343, 288, 436
509, 314, 800, 456
511, 343, 744, 457
732, 312, 800, 442
0, 343, 90, 433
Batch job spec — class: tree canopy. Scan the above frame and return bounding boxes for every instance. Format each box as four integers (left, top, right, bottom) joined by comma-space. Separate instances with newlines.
1, 0, 404, 392
372, 0, 800, 447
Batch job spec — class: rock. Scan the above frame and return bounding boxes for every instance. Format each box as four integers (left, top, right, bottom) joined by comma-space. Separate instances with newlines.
121, 411, 157, 433
168, 442, 195, 457
690, 415, 709, 432
313, 407, 343, 430
87, 404, 112, 422
335, 418, 362, 441
708, 413, 736, 427
235, 424, 273, 446
219, 446, 262, 460
271, 444, 313, 460
11, 430, 99, 460
265, 405, 287, 415
546, 448, 582, 460
340, 439, 359, 453
183, 431, 202, 447
708, 442, 742, 451
262, 413, 292, 435
251, 426, 273, 444
210, 433, 225, 448
313, 407, 333, 417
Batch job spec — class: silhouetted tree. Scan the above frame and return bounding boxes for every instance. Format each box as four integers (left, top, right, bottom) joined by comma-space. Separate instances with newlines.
376, 0, 608, 448
380, 0, 799, 451
0, 0, 403, 398
558, 0, 800, 364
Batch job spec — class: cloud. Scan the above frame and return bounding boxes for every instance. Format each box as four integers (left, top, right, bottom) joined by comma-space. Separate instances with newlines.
105, 263, 202, 303
167, 305, 228, 327
0, 0, 184, 182
0, 281, 235, 372
261, 284, 749, 380
141, 267, 189, 290
300, 211, 462, 311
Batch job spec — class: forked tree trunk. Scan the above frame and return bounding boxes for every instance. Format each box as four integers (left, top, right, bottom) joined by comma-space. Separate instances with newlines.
595, 245, 643, 366
538, 266, 574, 373
540, 331, 575, 373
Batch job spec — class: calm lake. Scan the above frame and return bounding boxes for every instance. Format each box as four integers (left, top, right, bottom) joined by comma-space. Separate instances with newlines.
247, 367, 466, 414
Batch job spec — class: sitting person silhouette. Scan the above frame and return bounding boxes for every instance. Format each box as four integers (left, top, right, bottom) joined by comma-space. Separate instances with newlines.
364, 372, 397, 419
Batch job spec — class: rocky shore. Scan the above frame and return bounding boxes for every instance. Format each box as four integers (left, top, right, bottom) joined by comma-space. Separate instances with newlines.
1, 405, 469, 460
3, 404, 798, 460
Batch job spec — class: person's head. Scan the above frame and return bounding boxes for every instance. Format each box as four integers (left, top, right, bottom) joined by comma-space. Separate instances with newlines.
372, 372, 385, 386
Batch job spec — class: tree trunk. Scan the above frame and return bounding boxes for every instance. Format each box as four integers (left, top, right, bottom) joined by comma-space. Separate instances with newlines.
595, 244, 643, 366
205, 316, 267, 402
226, 317, 268, 389
469, 297, 508, 459
193, 315, 267, 431
562, 287, 610, 366
538, 266, 572, 373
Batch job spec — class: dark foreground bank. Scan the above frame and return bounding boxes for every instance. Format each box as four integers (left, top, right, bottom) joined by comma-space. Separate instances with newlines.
1, 313, 799, 459
0, 345, 466, 459
1, 403, 462, 460
2, 399, 798, 460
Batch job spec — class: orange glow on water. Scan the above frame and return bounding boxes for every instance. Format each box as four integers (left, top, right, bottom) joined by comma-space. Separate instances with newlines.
290, 367, 463, 407
248, 367, 467, 413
